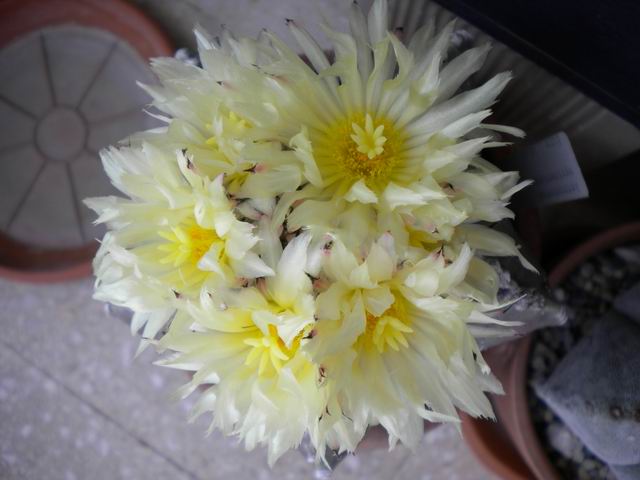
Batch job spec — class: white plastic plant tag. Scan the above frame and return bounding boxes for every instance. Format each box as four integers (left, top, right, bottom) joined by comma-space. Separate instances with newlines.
505, 132, 589, 208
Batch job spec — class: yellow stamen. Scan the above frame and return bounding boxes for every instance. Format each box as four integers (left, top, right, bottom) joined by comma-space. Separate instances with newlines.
157, 221, 218, 268
243, 324, 307, 377
350, 114, 387, 159
358, 298, 413, 353
154, 219, 221, 294
316, 112, 406, 185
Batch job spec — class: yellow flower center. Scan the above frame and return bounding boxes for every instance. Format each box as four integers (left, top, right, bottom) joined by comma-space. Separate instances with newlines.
316, 112, 406, 186
157, 221, 218, 268
358, 299, 413, 353
243, 325, 305, 376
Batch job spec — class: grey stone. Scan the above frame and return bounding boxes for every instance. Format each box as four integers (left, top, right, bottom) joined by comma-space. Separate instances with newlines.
615, 247, 640, 267
615, 282, 640, 324
611, 463, 640, 480
535, 312, 640, 466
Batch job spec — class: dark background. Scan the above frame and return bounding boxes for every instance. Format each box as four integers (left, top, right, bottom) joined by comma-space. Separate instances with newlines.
435, 0, 640, 127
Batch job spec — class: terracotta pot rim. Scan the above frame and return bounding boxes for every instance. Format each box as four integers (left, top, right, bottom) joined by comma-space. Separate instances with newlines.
460, 412, 531, 480
548, 221, 640, 288
506, 336, 559, 480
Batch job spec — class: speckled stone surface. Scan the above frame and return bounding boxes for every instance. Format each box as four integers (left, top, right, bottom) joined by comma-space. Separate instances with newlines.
0, 277, 498, 479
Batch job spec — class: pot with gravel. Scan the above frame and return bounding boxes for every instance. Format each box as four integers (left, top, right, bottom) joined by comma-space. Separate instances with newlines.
462, 222, 640, 480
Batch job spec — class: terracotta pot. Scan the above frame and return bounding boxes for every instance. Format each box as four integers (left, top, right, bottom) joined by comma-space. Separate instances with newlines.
462, 221, 640, 479
0, 0, 173, 283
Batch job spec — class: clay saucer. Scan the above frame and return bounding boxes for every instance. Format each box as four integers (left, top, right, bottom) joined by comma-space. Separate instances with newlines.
0, 0, 173, 282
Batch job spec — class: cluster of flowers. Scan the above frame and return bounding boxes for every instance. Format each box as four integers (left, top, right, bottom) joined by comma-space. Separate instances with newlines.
87, 0, 533, 465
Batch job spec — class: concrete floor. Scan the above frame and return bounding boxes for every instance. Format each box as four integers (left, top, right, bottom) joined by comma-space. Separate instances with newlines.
0, 277, 499, 479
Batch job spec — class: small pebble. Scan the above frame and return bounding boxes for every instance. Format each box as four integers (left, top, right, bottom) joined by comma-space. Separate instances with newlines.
553, 288, 567, 302
580, 263, 595, 277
